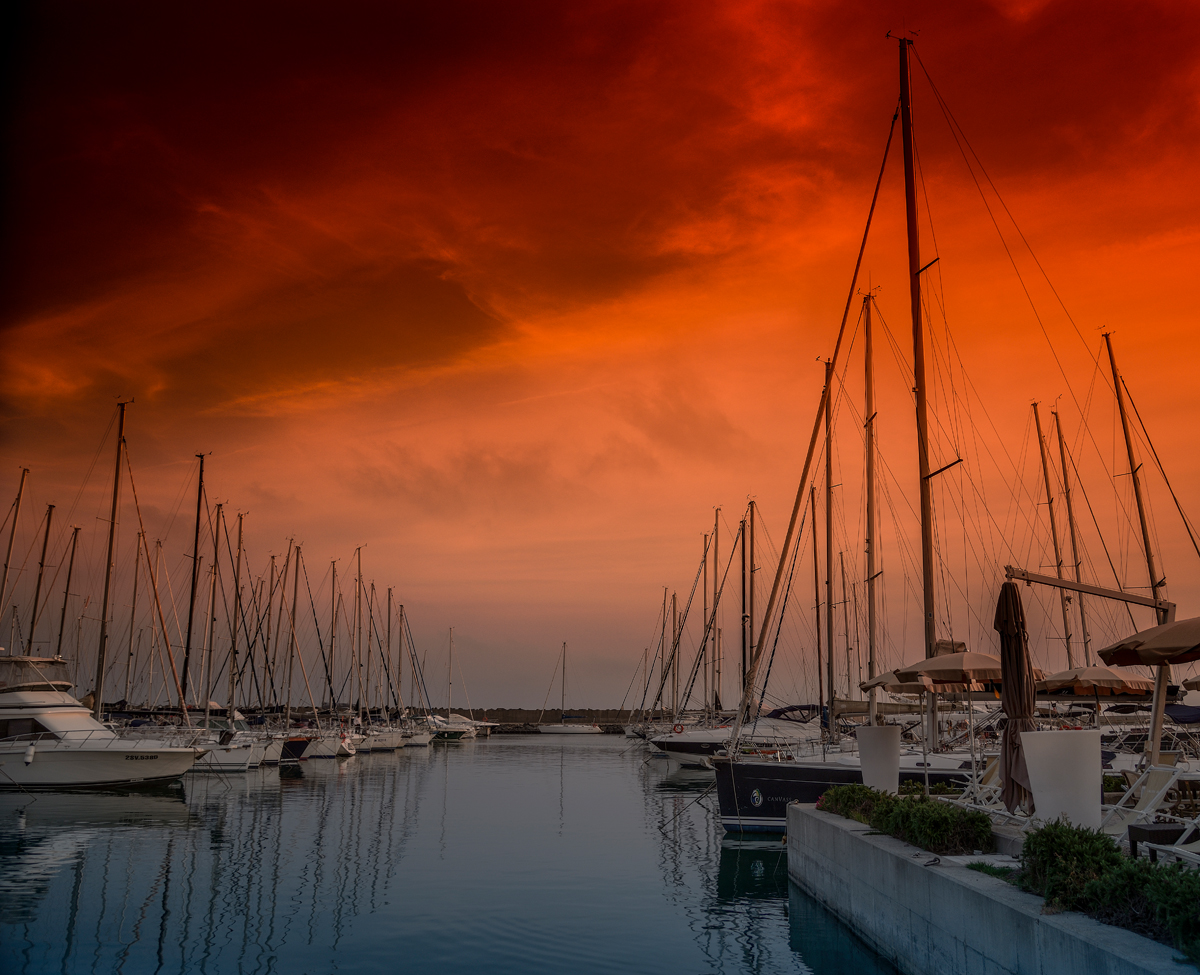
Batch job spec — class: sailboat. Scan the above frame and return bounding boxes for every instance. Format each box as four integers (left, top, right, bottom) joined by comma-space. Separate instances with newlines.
713, 37, 977, 831
539, 643, 601, 734
431, 628, 475, 742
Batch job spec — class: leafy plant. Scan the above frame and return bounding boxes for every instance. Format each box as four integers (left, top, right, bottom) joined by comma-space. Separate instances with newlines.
966, 861, 1015, 880
818, 785, 993, 855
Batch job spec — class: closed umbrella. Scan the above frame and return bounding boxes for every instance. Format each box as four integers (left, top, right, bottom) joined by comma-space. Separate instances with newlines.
1098, 616, 1200, 764
996, 581, 1035, 816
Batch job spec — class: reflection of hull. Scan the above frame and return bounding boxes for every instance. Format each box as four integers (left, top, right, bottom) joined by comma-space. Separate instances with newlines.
0, 742, 200, 789
0, 792, 191, 828
717, 841, 788, 901
538, 724, 602, 734
713, 755, 966, 833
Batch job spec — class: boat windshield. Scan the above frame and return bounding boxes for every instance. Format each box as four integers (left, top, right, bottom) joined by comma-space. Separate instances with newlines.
33, 710, 114, 738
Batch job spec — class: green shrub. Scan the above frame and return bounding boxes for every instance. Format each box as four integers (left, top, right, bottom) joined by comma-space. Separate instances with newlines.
1020, 820, 1200, 965
1102, 773, 1127, 794
1020, 819, 1123, 907
898, 778, 959, 795
817, 785, 993, 855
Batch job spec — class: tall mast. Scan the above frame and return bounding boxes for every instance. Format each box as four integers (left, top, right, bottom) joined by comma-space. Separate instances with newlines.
355, 547, 365, 722
824, 359, 837, 741
1104, 332, 1169, 763
0, 467, 29, 614
671, 592, 678, 717
228, 512, 244, 715
812, 484, 823, 725
397, 602, 405, 712
864, 295, 879, 725
702, 532, 709, 710
94, 402, 127, 718
206, 502, 222, 726
330, 560, 338, 710
898, 39, 936, 661
448, 627, 453, 719
55, 526, 80, 658
748, 501, 755, 686
713, 508, 720, 711
840, 551, 852, 700
561, 641, 566, 719
263, 555, 276, 711
124, 531, 142, 700
285, 545, 300, 730
25, 503, 54, 654
1053, 412, 1091, 664
1033, 402, 1074, 669
387, 588, 393, 714
740, 510, 748, 694
182, 453, 205, 699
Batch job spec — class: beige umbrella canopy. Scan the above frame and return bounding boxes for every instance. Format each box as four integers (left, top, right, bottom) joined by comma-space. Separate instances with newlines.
1037, 665, 1155, 696
894, 651, 1004, 685
1098, 617, 1200, 765
1184, 675, 1200, 692
1097, 617, 1200, 668
860, 671, 930, 694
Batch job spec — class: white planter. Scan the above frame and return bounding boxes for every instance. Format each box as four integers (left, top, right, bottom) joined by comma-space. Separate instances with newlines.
857, 725, 902, 794
1021, 730, 1101, 829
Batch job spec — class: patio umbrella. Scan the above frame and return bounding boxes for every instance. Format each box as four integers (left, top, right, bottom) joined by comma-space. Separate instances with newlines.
1038, 664, 1155, 730
893, 651, 1002, 795
860, 671, 932, 694
1098, 616, 1200, 764
996, 581, 1035, 816
1184, 676, 1200, 692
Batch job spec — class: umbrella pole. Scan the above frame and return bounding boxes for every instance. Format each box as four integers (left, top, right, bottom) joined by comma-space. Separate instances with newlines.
1148, 664, 1170, 766
923, 690, 930, 797
1095, 687, 1101, 731
968, 685, 977, 796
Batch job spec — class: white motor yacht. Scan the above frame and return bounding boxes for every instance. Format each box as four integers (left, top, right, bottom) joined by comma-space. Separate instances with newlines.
0, 657, 203, 789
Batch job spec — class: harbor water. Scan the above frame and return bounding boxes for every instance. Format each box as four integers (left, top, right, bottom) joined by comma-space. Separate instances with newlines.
0, 736, 896, 974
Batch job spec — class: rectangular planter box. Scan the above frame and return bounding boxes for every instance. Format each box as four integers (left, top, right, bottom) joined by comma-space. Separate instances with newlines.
786, 802, 1192, 975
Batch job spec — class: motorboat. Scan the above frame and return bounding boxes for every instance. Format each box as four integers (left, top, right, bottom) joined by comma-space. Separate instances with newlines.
0, 656, 203, 789
428, 713, 477, 742
539, 722, 602, 734
650, 711, 822, 769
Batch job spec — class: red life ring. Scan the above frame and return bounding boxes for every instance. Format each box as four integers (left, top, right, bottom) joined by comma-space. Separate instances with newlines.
673, 723, 684, 734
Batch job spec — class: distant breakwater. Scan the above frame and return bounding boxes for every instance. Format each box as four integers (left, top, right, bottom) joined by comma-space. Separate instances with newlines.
451, 709, 662, 734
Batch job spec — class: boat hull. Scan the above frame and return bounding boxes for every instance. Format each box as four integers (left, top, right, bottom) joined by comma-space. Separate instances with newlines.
0, 742, 200, 789
538, 724, 602, 734
712, 756, 966, 833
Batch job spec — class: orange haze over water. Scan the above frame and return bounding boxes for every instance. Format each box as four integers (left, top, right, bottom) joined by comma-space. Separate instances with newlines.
2, 1, 1200, 706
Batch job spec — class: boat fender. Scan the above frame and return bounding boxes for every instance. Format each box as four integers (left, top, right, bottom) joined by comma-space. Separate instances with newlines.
23, 743, 35, 766
673, 724, 684, 734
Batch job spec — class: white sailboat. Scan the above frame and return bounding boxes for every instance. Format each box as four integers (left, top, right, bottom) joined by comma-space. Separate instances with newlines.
539, 643, 601, 734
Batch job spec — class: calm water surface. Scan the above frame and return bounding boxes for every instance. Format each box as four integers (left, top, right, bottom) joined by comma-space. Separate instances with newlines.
0, 736, 896, 974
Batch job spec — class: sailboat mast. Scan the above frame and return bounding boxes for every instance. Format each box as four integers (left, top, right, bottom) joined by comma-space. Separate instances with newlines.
1053, 412, 1091, 663
824, 359, 836, 741
124, 531, 141, 700
561, 641, 566, 720
702, 532, 709, 710
713, 508, 720, 710
448, 627, 453, 720
812, 484, 823, 725
0, 467, 29, 614
329, 560, 337, 710
898, 39, 936, 660
285, 545, 300, 731
228, 512, 243, 715
94, 402, 127, 718
355, 547, 364, 722
671, 592, 678, 718
1104, 331, 1169, 763
748, 501, 755, 683
1033, 402, 1074, 668
56, 526, 80, 658
24, 503, 54, 654
740, 510, 748, 693
865, 294, 879, 725
840, 551, 851, 700
182, 453, 204, 699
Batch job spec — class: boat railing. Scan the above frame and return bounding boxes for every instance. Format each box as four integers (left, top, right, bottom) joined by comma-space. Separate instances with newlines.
0, 728, 207, 750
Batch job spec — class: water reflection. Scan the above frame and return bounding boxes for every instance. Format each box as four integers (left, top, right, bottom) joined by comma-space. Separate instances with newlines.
0, 739, 895, 975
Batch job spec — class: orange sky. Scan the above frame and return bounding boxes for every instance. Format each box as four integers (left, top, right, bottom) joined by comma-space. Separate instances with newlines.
3, 0, 1200, 706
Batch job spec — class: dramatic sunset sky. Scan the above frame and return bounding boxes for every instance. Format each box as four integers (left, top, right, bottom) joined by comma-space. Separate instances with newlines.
3, 0, 1200, 706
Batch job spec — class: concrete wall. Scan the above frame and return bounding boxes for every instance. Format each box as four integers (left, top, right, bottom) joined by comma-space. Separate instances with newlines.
787, 803, 1193, 975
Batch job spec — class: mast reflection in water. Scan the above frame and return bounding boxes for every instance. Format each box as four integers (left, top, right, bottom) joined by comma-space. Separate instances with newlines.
1, 738, 895, 974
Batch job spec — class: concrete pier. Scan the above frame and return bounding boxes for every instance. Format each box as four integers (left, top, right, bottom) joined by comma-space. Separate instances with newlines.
786, 802, 1192, 975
